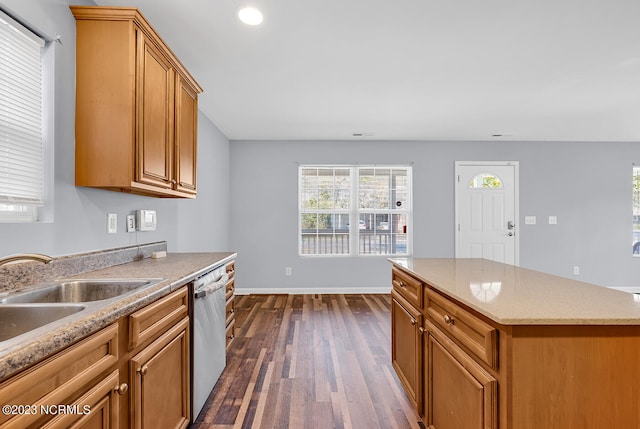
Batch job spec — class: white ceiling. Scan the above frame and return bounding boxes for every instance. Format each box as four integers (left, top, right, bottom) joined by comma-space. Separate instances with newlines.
94, 0, 640, 142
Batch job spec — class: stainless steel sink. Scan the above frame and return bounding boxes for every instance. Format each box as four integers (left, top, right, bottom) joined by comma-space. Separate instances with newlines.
0, 279, 161, 304
0, 304, 86, 341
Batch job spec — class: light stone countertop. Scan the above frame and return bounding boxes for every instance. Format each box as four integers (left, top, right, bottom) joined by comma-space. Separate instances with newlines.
390, 258, 640, 325
0, 252, 236, 381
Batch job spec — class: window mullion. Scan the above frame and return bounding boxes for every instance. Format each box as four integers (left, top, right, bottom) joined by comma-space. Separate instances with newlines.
350, 166, 359, 256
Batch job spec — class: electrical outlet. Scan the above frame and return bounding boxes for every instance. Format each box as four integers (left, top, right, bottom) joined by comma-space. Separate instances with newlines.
285, 267, 292, 276
573, 266, 580, 275
126, 215, 136, 232
107, 213, 117, 234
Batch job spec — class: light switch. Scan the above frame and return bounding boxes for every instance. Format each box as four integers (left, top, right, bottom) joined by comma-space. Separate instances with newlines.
107, 213, 117, 234
549, 216, 558, 225
524, 216, 536, 225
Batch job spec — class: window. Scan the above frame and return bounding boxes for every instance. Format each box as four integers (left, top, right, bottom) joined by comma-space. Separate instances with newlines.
0, 10, 46, 222
468, 173, 502, 189
299, 165, 411, 256
633, 166, 640, 256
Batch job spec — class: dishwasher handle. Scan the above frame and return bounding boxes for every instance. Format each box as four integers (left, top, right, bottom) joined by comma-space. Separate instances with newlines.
194, 273, 228, 299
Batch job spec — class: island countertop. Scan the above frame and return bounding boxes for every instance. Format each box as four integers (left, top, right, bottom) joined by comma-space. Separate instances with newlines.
389, 258, 640, 325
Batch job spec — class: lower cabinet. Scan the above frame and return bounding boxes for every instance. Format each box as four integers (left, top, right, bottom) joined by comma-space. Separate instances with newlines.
424, 321, 497, 429
0, 285, 191, 429
44, 370, 122, 429
129, 317, 190, 429
391, 290, 423, 413
225, 261, 236, 350
391, 267, 498, 429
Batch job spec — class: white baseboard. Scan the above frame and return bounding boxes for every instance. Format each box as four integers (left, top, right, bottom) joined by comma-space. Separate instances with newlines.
235, 286, 391, 295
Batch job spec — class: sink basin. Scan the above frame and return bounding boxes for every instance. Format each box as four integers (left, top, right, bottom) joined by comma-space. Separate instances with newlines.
0, 279, 161, 304
0, 304, 86, 341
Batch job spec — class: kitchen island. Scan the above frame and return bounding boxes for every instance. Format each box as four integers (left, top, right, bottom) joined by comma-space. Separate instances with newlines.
390, 258, 640, 429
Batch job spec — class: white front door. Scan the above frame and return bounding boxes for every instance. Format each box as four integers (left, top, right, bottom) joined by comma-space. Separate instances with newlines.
455, 162, 519, 265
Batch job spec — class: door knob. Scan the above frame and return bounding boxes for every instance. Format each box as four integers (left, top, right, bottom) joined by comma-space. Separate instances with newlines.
507, 221, 515, 230
508, 232, 514, 236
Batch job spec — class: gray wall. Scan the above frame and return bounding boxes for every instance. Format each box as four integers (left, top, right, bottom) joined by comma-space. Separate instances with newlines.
0, 0, 231, 258
230, 140, 640, 291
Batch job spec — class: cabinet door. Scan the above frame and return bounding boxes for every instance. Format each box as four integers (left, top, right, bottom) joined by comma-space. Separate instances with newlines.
425, 322, 497, 429
43, 370, 122, 429
391, 291, 423, 413
130, 317, 190, 429
135, 30, 174, 190
174, 75, 198, 195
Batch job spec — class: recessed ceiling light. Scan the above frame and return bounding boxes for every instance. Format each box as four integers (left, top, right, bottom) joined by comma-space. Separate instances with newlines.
238, 7, 263, 26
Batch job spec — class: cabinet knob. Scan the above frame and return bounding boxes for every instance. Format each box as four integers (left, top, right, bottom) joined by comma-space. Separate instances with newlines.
228, 334, 235, 340
443, 314, 454, 325
418, 327, 425, 335
399, 281, 406, 288
410, 318, 416, 326
171, 179, 177, 185
114, 383, 129, 395
137, 364, 149, 376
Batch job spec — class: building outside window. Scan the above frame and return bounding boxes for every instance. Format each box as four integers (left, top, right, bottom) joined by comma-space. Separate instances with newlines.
299, 165, 412, 256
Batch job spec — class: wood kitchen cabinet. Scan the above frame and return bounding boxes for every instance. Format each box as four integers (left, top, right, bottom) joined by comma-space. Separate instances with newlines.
125, 287, 190, 429
225, 261, 236, 349
424, 322, 497, 429
391, 259, 640, 428
129, 318, 190, 429
43, 370, 123, 429
0, 324, 120, 429
391, 266, 424, 414
0, 285, 192, 429
392, 265, 498, 429
71, 6, 202, 198
391, 290, 422, 413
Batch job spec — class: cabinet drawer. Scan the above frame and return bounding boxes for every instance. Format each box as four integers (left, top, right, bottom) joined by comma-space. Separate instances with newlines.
392, 266, 423, 309
226, 318, 235, 350
425, 288, 497, 369
225, 261, 235, 279
0, 323, 118, 429
225, 277, 235, 301
128, 286, 188, 350
226, 296, 235, 326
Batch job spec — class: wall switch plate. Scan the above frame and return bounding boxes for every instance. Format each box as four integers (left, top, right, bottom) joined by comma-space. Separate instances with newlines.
549, 216, 558, 225
126, 215, 135, 232
285, 267, 292, 276
107, 213, 117, 234
524, 216, 536, 225
573, 266, 580, 275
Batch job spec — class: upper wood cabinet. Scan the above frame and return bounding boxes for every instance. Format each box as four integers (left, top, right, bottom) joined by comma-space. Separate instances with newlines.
71, 6, 202, 198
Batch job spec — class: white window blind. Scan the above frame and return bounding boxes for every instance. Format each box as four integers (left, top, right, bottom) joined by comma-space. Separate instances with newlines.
0, 10, 45, 220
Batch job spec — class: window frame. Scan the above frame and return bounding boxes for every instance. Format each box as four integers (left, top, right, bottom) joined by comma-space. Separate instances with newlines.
632, 164, 640, 257
298, 164, 412, 257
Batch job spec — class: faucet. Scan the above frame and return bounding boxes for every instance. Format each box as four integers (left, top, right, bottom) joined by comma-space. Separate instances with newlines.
0, 253, 53, 267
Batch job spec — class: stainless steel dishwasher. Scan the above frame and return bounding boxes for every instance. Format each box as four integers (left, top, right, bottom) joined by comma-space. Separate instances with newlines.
191, 265, 228, 421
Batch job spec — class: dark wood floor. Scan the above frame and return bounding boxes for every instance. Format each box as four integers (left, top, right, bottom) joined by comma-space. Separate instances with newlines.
191, 294, 421, 429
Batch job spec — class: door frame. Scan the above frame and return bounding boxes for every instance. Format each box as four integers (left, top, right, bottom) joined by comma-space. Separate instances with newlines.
454, 161, 520, 266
